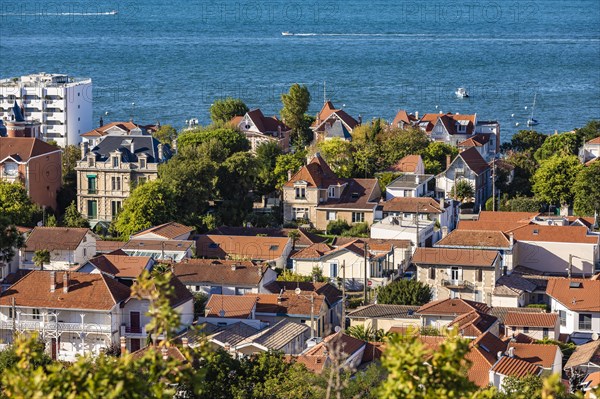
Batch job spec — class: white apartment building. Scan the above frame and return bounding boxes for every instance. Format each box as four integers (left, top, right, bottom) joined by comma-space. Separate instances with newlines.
0, 73, 92, 147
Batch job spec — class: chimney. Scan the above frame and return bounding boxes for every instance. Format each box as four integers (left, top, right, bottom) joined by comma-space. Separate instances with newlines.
439, 198, 445, 209
63, 272, 69, 293
278, 125, 282, 138
161, 346, 169, 360
120, 336, 127, 355
441, 226, 448, 238
446, 154, 452, 169
172, 138, 178, 153
287, 170, 293, 181
415, 175, 420, 185
99, 116, 104, 127
81, 141, 89, 159
358, 114, 362, 125
129, 140, 135, 154
182, 337, 189, 348
415, 111, 419, 120
157, 143, 163, 161
231, 263, 237, 271
497, 351, 503, 360
50, 271, 56, 292
508, 347, 515, 358
509, 232, 514, 247
316, 112, 321, 125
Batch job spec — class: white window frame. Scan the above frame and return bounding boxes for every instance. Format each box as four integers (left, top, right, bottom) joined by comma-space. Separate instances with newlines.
327, 211, 337, 221
352, 212, 365, 223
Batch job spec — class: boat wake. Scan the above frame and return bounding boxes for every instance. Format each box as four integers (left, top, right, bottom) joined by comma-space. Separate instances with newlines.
0, 11, 118, 16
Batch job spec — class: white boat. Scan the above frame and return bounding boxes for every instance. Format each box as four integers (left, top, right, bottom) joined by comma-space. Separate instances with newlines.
281, 32, 293, 36
109, 10, 118, 15
527, 93, 539, 126
455, 87, 469, 98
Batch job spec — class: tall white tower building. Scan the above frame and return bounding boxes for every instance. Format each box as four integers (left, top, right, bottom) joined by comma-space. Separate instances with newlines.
0, 73, 92, 147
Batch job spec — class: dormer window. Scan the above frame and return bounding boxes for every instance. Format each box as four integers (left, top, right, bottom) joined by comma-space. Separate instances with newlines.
112, 156, 119, 168
88, 155, 95, 167
3, 162, 18, 177
328, 187, 335, 198
139, 158, 146, 169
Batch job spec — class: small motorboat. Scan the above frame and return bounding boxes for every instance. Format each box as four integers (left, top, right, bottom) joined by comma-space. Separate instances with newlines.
281, 32, 293, 36
527, 93, 540, 126
108, 10, 118, 15
455, 87, 469, 98
527, 118, 539, 126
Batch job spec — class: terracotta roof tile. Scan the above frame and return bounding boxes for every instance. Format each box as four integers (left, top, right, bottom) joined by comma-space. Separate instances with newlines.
489, 307, 546, 324
331, 237, 411, 250
391, 110, 418, 128
0, 137, 60, 161
24, 227, 91, 251
586, 136, 600, 145
508, 342, 560, 368
205, 295, 257, 318
347, 304, 420, 319
449, 310, 498, 336
546, 278, 600, 312
290, 243, 333, 259
564, 340, 600, 369
87, 254, 152, 278
262, 281, 342, 306
195, 235, 289, 261
435, 230, 510, 248
491, 356, 541, 378
458, 147, 489, 175
381, 197, 443, 214
254, 292, 325, 317
96, 240, 126, 253
417, 298, 491, 316
132, 222, 194, 240
510, 225, 599, 244
123, 239, 194, 252
0, 271, 130, 310
173, 259, 266, 286
412, 247, 499, 267
284, 154, 341, 188
386, 154, 422, 173
504, 312, 558, 328
211, 227, 326, 247
317, 178, 380, 210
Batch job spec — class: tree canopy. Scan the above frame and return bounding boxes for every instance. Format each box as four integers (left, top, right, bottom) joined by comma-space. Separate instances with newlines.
152, 124, 178, 146
532, 155, 582, 207
534, 132, 579, 162
0, 217, 24, 265
280, 84, 311, 146
209, 97, 249, 123
451, 180, 475, 203
0, 181, 39, 226
573, 160, 600, 216
177, 127, 250, 156
62, 201, 90, 228
377, 280, 433, 306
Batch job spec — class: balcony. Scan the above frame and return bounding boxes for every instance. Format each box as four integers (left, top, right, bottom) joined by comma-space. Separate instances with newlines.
0, 320, 112, 334
120, 324, 147, 337
441, 279, 475, 290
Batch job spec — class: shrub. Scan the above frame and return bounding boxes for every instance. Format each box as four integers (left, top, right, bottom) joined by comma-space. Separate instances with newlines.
327, 219, 350, 235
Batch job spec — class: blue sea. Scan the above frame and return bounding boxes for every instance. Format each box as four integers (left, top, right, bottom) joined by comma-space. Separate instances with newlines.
1, 0, 599, 141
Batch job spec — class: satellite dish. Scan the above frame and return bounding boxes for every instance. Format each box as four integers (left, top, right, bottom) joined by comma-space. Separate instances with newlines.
592, 332, 599, 341
334, 326, 341, 333
294, 287, 301, 295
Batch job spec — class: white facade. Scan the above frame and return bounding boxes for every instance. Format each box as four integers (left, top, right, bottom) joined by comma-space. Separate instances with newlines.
20, 232, 97, 270
514, 240, 599, 275
550, 299, 600, 336
0, 73, 93, 147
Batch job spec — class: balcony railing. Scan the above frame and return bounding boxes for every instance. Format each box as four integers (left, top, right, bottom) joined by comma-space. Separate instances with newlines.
0, 320, 112, 334
441, 279, 475, 290
120, 325, 147, 336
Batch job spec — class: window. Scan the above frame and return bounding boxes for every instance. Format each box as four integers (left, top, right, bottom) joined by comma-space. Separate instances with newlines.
328, 187, 335, 198
292, 207, 308, 220
559, 310, 566, 326
543, 328, 549, 338
139, 158, 146, 169
476, 268, 482, 282
429, 268, 436, 280
579, 314, 592, 330
327, 211, 337, 221
88, 157, 94, 167
8, 307, 14, 319
87, 200, 97, 219
329, 263, 338, 278
111, 201, 122, 217
87, 176, 97, 194
195, 286, 200, 292
3, 162, 18, 177
111, 176, 121, 191
451, 266, 460, 281
83, 248, 87, 257
112, 156, 119, 168
352, 212, 365, 223
523, 327, 529, 333
32, 309, 41, 320
295, 187, 306, 199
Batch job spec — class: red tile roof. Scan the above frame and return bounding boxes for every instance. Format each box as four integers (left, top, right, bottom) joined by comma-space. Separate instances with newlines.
435, 230, 510, 248
243, 109, 290, 133
391, 110, 418, 128
87, 254, 152, 278
24, 227, 92, 251
491, 356, 541, 378
381, 197, 443, 214
504, 312, 558, 328
195, 235, 290, 261
508, 342, 560, 369
173, 259, 267, 286
417, 298, 491, 316
253, 292, 325, 317
205, 294, 257, 318
284, 154, 341, 188
316, 178, 380, 210
458, 147, 489, 175
290, 243, 333, 259
96, 240, 126, 253
262, 281, 342, 306
312, 101, 359, 131
449, 310, 498, 336
0, 271, 130, 310
546, 278, 600, 312
564, 340, 600, 369
586, 137, 600, 145
510, 225, 599, 244
386, 154, 422, 173
0, 137, 60, 161
412, 247, 499, 267
132, 222, 194, 240
80, 121, 145, 137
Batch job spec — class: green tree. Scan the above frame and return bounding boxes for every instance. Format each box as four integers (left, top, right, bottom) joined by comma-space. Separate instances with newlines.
32, 249, 50, 270
0, 217, 24, 266
45, 214, 58, 227
273, 150, 306, 189
343, 222, 370, 237
532, 155, 582, 207
495, 374, 577, 399
216, 152, 258, 226
450, 180, 475, 203
353, 141, 382, 178
152, 124, 178, 145
209, 97, 249, 123
281, 84, 311, 146
62, 201, 89, 228
506, 129, 547, 153
113, 180, 177, 238
317, 138, 354, 178
507, 196, 543, 213
573, 160, 600, 216
380, 128, 430, 167
422, 142, 459, 175
327, 219, 350, 235
376, 279, 432, 306
534, 132, 579, 162
288, 229, 301, 251
346, 325, 388, 342
505, 151, 538, 197
178, 127, 250, 156
0, 181, 39, 226
255, 141, 284, 195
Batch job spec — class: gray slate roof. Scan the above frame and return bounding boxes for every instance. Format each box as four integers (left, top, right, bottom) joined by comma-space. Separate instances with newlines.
387, 174, 433, 189
347, 304, 420, 319
208, 322, 259, 346
327, 120, 352, 140
89, 134, 172, 163
493, 274, 537, 296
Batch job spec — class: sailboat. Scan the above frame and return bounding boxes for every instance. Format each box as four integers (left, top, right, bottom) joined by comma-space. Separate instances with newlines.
527, 93, 539, 126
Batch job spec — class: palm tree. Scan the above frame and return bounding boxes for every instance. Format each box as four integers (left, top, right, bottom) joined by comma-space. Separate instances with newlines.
33, 249, 50, 270
287, 230, 301, 251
